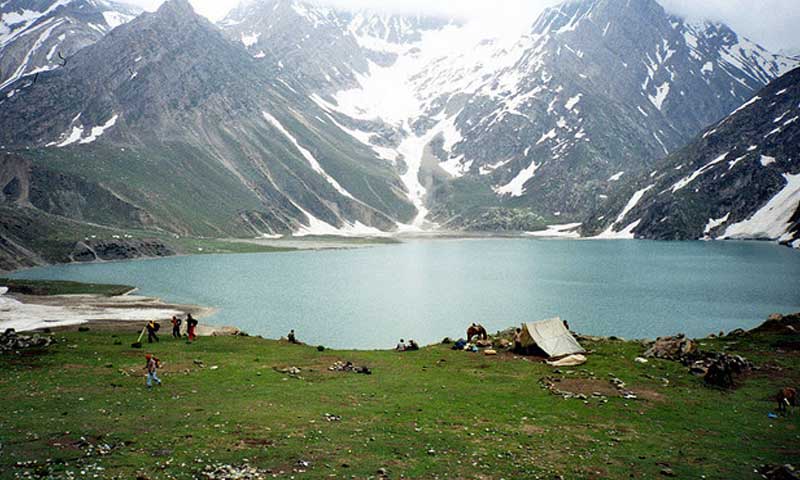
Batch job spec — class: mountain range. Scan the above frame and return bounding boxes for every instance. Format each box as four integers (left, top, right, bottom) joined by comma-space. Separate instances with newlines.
0, 0, 798, 270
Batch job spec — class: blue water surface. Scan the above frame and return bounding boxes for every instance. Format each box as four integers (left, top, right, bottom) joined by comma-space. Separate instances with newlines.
11, 238, 800, 349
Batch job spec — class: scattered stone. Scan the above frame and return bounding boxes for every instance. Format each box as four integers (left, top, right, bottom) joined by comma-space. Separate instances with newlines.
0, 328, 53, 354
328, 361, 371, 375
660, 467, 676, 477
275, 366, 302, 379
199, 463, 270, 480
634, 357, 648, 364
643, 332, 753, 389
757, 464, 799, 480
323, 413, 341, 422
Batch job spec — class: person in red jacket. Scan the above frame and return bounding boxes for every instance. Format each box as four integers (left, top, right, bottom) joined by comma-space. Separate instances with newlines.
186, 314, 198, 342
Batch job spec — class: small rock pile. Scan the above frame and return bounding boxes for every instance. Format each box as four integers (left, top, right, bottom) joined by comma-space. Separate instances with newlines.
701, 353, 753, 388
757, 464, 799, 480
0, 328, 53, 354
199, 463, 269, 480
328, 361, 371, 375
274, 366, 302, 378
644, 333, 753, 388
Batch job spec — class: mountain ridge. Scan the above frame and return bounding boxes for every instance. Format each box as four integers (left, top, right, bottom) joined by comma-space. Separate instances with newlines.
0, 0, 798, 272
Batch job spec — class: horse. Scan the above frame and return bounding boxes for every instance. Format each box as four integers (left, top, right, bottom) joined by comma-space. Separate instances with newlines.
467, 323, 488, 342
777, 387, 797, 415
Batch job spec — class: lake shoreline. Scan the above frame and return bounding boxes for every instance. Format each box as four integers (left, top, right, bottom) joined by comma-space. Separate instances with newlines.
6, 238, 800, 348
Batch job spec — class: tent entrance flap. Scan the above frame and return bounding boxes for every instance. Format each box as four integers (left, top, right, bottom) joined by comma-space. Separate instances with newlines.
520, 317, 585, 358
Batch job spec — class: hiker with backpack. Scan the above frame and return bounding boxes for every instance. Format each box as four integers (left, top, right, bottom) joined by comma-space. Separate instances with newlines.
171, 315, 182, 339
146, 320, 160, 343
145, 354, 162, 388
186, 314, 198, 342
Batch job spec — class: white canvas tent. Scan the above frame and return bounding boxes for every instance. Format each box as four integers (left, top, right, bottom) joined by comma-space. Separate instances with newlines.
519, 317, 584, 358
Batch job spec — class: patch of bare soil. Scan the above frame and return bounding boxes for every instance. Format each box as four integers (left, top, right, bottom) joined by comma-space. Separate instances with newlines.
555, 378, 619, 397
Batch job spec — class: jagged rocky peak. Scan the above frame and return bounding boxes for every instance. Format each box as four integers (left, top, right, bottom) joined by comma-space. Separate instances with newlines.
342, 10, 457, 44
156, 0, 196, 17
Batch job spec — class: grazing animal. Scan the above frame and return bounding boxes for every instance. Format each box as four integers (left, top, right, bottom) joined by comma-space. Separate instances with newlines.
467, 323, 488, 342
777, 387, 797, 414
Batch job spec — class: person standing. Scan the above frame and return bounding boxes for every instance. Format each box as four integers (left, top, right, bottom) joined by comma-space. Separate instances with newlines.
171, 316, 182, 339
144, 354, 161, 388
186, 314, 198, 342
146, 320, 159, 343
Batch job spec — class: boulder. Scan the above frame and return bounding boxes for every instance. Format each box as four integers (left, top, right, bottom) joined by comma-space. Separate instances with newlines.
643, 334, 698, 361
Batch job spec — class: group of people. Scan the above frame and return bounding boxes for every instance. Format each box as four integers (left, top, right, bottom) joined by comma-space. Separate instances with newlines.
395, 338, 419, 351
141, 313, 200, 389
144, 313, 198, 343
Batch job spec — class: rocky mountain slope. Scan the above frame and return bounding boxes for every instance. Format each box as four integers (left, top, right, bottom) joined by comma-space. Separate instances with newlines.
584, 67, 800, 247
222, 0, 796, 230
0, 0, 416, 240
0, 0, 798, 270
0, 0, 140, 90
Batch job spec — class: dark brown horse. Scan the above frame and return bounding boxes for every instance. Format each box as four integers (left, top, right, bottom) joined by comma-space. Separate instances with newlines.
467, 323, 488, 342
777, 387, 797, 414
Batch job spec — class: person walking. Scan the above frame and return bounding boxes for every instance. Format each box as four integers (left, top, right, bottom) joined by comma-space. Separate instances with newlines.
171, 316, 182, 339
144, 354, 162, 388
186, 314, 198, 342
146, 320, 159, 343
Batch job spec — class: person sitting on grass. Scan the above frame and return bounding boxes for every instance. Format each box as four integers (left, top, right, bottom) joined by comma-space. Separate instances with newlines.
171, 316, 182, 339
288, 329, 299, 344
396, 339, 406, 351
145, 354, 162, 388
407, 339, 420, 351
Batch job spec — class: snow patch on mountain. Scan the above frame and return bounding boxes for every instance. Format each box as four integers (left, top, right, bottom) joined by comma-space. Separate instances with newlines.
79, 114, 119, 144
262, 111, 357, 201
494, 160, 540, 197
671, 152, 729, 192
722, 173, 800, 242
527, 222, 582, 238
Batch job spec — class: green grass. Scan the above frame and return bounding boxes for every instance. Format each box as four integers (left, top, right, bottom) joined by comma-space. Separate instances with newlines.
0, 278, 134, 296
0, 329, 797, 479
166, 237, 297, 255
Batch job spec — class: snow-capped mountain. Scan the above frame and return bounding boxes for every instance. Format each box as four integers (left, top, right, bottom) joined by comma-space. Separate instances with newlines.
1, 0, 798, 270
221, 0, 796, 230
0, 0, 141, 90
0, 0, 414, 242
585, 67, 800, 248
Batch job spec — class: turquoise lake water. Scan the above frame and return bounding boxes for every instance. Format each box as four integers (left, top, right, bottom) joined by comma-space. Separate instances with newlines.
10, 238, 800, 349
